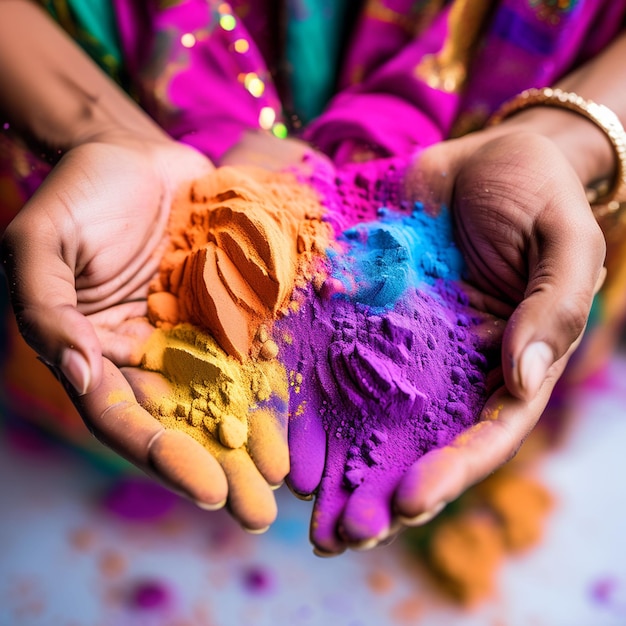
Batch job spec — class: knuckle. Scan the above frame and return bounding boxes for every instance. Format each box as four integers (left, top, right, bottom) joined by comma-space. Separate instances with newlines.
556, 293, 591, 340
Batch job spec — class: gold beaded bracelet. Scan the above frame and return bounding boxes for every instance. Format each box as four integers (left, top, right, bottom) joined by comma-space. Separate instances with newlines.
488, 87, 626, 217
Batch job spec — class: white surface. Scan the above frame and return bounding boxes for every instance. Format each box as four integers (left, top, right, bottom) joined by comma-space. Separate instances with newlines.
1, 356, 626, 626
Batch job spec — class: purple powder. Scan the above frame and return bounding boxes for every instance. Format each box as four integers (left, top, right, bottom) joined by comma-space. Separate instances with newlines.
103, 477, 178, 522
280, 157, 500, 552
242, 566, 275, 594
128, 579, 173, 611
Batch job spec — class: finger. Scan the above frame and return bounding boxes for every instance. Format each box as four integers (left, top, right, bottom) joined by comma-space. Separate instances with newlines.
339, 479, 396, 550
285, 401, 327, 500
219, 449, 278, 532
72, 359, 228, 508
247, 407, 289, 488
124, 366, 277, 530
502, 193, 605, 401
308, 438, 352, 556
393, 352, 568, 524
1, 191, 102, 395
403, 137, 476, 212
90, 310, 155, 366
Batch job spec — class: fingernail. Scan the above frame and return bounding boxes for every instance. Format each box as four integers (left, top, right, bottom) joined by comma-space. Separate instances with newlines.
243, 525, 270, 535
60, 347, 91, 395
397, 501, 446, 527
352, 537, 380, 552
312, 547, 344, 558
195, 498, 227, 512
518, 341, 553, 399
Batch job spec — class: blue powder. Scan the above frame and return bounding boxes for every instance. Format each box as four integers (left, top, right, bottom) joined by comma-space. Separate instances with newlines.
328, 204, 464, 308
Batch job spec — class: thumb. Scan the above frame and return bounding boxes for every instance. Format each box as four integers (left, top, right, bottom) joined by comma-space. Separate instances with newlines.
503, 204, 606, 401
2, 200, 102, 395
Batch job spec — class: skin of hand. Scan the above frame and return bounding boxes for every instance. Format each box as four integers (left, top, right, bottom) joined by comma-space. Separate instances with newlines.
220, 128, 335, 176
392, 124, 607, 529
0, 132, 263, 517
1, 2, 288, 530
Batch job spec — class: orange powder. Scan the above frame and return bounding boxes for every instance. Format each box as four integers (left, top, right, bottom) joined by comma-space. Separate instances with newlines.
422, 466, 553, 606
477, 472, 553, 552
428, 511, 506, 606
147, 166, 332, 361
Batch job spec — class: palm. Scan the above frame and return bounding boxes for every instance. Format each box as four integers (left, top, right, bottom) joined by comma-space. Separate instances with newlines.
9, 136, 213, 365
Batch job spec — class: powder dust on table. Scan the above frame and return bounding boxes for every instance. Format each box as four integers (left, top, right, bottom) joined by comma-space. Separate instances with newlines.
402, 429, 555, 606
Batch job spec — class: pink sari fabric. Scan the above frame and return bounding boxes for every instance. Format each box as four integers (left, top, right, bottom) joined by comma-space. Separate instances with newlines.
1, 0, 625, 213
110, 0, 626, 164
112, 0, 625, 163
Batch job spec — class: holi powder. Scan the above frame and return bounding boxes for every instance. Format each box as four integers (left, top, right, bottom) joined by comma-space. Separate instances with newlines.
403, 453, 554, 606
140, 157, 499, 550
147, 165, 332, 360
128, 579, 173, 612
102, 476, 178, 522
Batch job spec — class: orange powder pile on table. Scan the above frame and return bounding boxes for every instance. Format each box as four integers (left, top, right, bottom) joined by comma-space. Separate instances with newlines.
418, 468, 553, 606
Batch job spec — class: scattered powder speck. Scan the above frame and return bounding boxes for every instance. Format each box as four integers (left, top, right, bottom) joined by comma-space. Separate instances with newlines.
591, 576, 618, 604
102, 477, 178, 522
366, 569, 394, 594
242, 565, 276, 594
390, 596, 424, 624
68, 527, 97, 551
98, 550, 127, 578
128, 580, 173, 611
590, 576, 626, 616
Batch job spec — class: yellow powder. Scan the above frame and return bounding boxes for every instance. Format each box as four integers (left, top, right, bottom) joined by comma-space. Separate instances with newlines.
140, 324, 289, 459
136, 320, 290, 527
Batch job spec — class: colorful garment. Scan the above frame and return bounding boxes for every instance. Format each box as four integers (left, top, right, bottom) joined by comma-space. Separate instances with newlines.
2, 0, 625, 195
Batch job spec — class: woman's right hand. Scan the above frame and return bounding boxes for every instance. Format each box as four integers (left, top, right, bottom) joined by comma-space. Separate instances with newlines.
0, 132, 253, 515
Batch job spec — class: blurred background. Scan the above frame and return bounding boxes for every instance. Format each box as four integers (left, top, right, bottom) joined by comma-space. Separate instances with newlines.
2, 279, 626, 626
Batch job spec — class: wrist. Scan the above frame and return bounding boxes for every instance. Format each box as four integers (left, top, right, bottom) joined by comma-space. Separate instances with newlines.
0, 1, 164, 158
499, 106, 613, 188
487, 88, 626, 214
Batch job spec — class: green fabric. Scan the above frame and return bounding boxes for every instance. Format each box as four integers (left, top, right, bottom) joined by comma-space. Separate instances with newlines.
39, 0, 123, 81
286, 0, 352, 123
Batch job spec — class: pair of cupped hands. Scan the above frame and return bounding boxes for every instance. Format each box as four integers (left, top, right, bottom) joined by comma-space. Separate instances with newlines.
1, 123, 605, 555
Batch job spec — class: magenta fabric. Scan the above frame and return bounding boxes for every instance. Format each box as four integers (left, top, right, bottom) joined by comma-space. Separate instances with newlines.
2, 0, 626, 212
108, 0, 626, 163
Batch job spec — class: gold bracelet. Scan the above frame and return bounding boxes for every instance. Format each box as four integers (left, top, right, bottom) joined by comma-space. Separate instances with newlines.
488, 87, 626, 216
